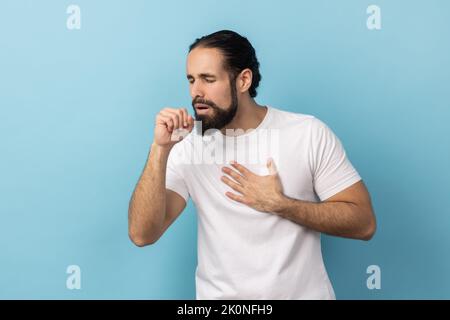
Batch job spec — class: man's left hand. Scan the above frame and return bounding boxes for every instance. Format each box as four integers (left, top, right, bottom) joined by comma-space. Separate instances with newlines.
220, 158, 285, 213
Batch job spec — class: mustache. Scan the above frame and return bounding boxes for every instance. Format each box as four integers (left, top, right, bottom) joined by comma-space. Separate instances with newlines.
192, 98, 217, 109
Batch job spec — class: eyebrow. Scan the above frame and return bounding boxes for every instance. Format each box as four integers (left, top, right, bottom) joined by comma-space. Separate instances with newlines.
186, 73, 217, 80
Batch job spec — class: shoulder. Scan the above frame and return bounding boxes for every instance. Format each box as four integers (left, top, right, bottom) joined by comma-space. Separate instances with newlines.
268, 106, 328, 132
167, 130, 196, 165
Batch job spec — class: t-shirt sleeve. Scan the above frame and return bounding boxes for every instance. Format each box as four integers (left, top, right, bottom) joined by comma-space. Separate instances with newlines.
308, 117, 362, 201
165, 145, 190, 202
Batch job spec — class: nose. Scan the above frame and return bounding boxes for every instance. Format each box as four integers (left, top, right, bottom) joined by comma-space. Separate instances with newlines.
190, 81, 205, 100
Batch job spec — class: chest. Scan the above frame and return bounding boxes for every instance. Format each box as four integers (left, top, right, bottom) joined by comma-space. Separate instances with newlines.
183, 130, 316, 203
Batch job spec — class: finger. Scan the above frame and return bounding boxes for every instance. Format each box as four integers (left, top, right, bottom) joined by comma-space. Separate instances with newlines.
158, 114, 174, 132
185, 114, 195, 133
174, 109, 185, 128
188, 114, 195, 128
222, 166, 246, 184
221, 175, 244, 194
171, 125, 191, 141
267, 157, 278, 175
225, 192, 247, 204
181, 108, 189, 127
156, 113, 168, 125
170, 112, 180, 129
171, 128, 189, 142
161, 110, 180, 129
230, 160, 253, 178
174, 109, 185, 129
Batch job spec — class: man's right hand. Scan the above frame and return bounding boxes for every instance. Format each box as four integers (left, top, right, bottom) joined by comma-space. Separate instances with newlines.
154, 107, 195, 148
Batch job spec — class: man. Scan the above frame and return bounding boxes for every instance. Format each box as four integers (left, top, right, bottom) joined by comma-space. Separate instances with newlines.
128, 30, 376, 299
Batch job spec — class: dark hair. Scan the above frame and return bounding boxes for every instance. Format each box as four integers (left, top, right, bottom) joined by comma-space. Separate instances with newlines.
189, 30, 262, 98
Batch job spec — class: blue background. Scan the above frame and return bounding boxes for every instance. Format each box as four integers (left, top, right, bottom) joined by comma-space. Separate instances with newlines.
1, 0, 449, 299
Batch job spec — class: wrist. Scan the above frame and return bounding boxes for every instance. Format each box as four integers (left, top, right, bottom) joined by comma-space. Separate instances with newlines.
150, 142, 173, 161
272, 193, 291, 215
151, 142, 173, 153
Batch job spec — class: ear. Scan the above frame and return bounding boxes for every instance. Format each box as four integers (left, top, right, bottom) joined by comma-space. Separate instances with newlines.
237, 68, 253, 94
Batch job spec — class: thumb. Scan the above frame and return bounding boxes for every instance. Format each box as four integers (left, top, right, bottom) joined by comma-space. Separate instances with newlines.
267, 157, 278, 175
171, 115, 195, 141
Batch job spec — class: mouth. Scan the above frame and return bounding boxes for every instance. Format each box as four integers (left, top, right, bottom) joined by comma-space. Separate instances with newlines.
195, 103, 211, 110
195, 103, 211, 114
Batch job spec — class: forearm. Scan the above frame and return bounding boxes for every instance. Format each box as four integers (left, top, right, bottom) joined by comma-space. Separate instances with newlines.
274, 195, 374, 240
128, 143, 172, 243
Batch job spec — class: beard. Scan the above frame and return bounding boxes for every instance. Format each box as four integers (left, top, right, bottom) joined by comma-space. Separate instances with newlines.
192, 78, 238, 135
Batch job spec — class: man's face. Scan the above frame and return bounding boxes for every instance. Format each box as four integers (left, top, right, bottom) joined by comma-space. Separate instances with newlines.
187, 47, 238, 135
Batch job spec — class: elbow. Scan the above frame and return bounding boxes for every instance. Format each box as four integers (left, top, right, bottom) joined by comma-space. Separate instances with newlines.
128, 230, 158, 247
128, 208, 161, 247
129, 236, 153, 247
360, 217, 377, 241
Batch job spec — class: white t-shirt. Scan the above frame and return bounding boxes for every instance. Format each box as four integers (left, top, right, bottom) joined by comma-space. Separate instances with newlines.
165, 106, 361, 299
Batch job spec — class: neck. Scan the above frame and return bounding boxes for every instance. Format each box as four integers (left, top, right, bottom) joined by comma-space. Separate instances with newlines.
221, 96, 267, 136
